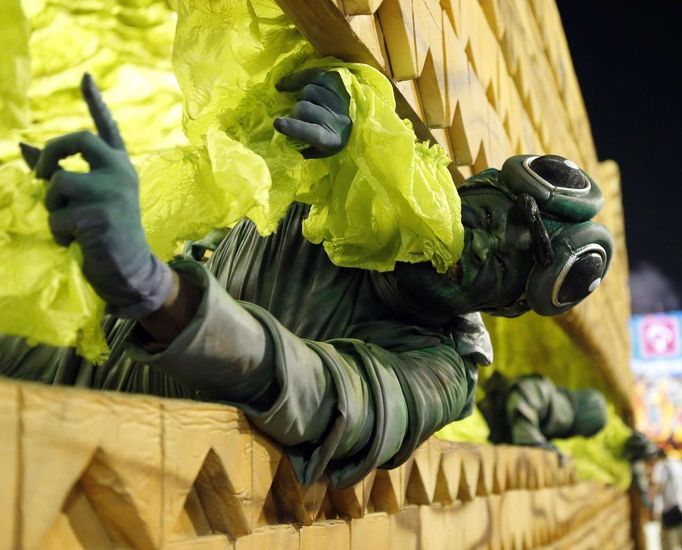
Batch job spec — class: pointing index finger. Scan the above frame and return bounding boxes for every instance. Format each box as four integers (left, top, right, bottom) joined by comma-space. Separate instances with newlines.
81, 73, 126, 151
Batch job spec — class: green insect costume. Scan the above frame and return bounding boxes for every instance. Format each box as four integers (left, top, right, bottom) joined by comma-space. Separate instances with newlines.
1, 0, 616, 491
480, 373, 608, 450
0, 90, 614, 489
0, 200, 492, 489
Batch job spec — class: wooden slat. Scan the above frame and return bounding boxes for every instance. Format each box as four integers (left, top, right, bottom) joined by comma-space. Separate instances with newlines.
0, 379, 631, 549
343, 0, 385, 15
0, 383, 19, 550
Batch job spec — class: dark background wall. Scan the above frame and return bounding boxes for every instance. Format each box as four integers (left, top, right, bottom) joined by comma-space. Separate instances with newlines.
557, 0, 682, 313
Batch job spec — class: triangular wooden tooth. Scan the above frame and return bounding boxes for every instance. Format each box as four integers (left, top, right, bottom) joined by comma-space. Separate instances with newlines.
79, 448, 157, 548
437, 446, 462, 503
186, 448, 250, 538
250, 431, 282, 528
328, 469, 375, 519
476, 445, 495, 496
43, 481, 112, 549
456, 447, 480, 502
270, 456, 328, 525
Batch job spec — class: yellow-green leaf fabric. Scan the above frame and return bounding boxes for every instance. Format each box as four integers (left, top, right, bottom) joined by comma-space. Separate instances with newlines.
168, 0, 464, 272
0, 165, 107, 359
0, 0, 31, 131
0, 0, 463, 358
435, 405, 490, 443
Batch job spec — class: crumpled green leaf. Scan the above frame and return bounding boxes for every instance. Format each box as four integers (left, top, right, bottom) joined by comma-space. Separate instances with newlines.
0, 165, 107, 360
139, 129, 273, 260
162, 0, 464, 272
300, 63, 462, 272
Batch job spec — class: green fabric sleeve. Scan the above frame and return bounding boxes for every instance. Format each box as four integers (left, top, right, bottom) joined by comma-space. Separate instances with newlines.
506, 377, 553, 447
506, 375, 576, 447
127, 261, 476, 489
244, 332, 477, 488
265, 336, 476, 488
125, 260, 277, 404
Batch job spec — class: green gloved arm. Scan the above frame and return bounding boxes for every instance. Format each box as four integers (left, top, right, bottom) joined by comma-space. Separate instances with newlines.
274, 68, 352, 159
23, 74, 173, 319
506, 376, 553, 447
127, 261, 478, 489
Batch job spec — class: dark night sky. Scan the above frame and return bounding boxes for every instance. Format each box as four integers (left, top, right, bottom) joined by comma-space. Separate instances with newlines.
557, 1, 682, 311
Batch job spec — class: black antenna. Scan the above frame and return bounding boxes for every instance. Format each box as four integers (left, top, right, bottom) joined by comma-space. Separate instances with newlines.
515, 193, 554, 267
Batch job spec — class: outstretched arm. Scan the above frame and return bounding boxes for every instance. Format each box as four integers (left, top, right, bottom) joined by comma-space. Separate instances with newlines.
505, 376, 564, 459
506, 387, 550, 447
126, 261, 482, 488
22, 70, 351, 346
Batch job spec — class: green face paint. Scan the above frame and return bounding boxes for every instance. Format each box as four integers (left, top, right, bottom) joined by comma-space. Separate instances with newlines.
453, 187, 535, 309
394, 185, 535, 319
391, 157, 613, 322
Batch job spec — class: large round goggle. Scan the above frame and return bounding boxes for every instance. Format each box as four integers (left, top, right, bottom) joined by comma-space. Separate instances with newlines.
488, 154, 611, 316
501, 154, 604, 222
526, 221, 613, 316
482, 219, 613, 318
459, 155, 613, 317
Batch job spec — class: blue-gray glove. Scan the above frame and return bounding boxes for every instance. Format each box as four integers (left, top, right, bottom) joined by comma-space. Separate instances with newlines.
274, 68, 352, 158
20, 74, 172, 319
